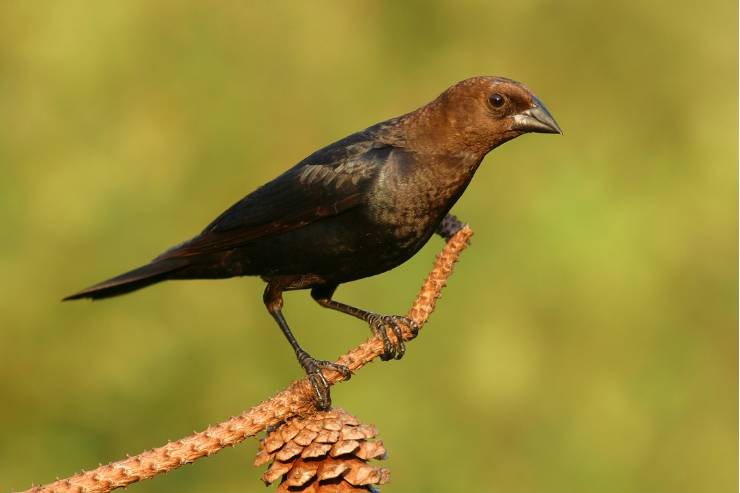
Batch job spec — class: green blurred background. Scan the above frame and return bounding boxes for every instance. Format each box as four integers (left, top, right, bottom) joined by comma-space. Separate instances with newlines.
0, 1, 736, 492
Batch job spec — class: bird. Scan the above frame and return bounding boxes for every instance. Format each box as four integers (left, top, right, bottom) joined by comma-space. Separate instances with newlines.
64, 76, 561, 409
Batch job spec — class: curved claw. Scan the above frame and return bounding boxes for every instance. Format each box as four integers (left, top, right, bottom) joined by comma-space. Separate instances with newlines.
368, 315, 416, 361
317, 359, 352, 381
385, 317, 405, 360
301, 356, 351, 410
306, 371, 331, 410
369, 315, 396, 361
407, 318, 420, 336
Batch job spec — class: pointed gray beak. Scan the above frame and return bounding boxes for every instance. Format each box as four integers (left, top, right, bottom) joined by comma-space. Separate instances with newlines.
512, 96, 562, 134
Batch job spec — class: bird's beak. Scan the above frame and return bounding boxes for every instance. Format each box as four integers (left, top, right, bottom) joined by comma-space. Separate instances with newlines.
511, 96, 562, 134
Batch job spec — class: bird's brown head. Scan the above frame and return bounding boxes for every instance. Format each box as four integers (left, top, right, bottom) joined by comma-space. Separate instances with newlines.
406, 76, 561, 155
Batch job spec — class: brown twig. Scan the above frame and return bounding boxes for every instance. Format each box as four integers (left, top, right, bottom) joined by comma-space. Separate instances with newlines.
20, 225, 473, 493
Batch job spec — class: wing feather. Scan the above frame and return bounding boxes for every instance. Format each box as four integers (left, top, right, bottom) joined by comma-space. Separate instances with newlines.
157, 130, 394, 260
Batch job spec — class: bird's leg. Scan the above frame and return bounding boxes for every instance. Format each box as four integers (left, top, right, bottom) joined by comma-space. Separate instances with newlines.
436, 213, 465, 241
311, 285, 419, 361
263, 283, 350, 410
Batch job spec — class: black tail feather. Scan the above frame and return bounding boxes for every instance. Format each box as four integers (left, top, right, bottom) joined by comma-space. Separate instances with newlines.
63, 258, 189, 301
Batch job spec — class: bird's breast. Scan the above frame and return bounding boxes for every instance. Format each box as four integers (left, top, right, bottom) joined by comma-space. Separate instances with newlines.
367, 152, 480, 246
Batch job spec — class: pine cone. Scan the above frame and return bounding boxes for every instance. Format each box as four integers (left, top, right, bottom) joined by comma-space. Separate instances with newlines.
255, 408, 389, 492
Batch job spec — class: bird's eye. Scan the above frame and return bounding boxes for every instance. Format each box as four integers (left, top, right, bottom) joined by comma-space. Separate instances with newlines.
489, 93, 505, 108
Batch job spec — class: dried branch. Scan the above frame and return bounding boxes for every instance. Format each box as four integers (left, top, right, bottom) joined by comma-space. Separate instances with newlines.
20, 225, 473, 493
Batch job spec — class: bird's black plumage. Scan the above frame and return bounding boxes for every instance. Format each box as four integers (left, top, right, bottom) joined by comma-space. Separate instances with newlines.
156, 124, 402, 283
65, 76, 561, 408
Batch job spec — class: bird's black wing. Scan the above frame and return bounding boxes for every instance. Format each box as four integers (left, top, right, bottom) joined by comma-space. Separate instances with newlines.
157, 129, 396, 259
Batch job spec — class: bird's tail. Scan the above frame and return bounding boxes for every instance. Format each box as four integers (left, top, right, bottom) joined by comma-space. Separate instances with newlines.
62, 258, 189, 301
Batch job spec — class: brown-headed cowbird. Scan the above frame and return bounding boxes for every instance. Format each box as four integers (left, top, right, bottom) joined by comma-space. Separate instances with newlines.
65, 76, 561, 409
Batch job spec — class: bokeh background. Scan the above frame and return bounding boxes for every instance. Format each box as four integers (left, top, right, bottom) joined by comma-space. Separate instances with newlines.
0, 2, 736, 492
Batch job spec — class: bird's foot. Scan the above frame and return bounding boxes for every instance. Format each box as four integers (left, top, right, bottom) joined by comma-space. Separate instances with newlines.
367, 314, 419, 361
297, 351, 351, 410
436, 213, 465, 241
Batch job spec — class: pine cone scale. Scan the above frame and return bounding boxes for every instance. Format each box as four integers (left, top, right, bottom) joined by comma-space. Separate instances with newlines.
256, 409, 390, 492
